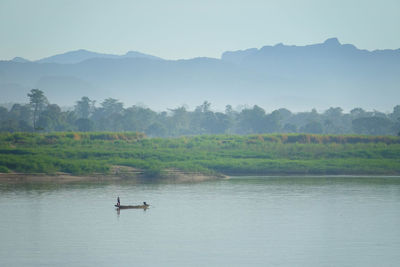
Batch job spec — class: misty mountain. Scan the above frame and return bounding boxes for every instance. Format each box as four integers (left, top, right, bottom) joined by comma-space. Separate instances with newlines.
1, 38, 399, 111
222, 38, 400, 78
11, 57, 30, 63
36, 49, 163, 64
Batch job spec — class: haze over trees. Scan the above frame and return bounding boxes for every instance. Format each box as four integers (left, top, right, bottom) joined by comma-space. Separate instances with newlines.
1, 89, 399, 136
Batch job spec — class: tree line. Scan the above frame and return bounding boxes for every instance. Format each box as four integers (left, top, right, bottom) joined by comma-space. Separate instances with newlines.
1, 89, 400, 136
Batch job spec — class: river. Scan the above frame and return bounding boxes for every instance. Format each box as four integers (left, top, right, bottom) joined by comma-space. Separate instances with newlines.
1, 176, 400, 266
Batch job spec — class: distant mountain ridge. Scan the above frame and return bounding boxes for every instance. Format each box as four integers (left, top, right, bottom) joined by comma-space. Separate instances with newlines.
1, 38, 400, 111
11, 49, 162, 64
11, 57, 31, 63
222, 38, 400, 65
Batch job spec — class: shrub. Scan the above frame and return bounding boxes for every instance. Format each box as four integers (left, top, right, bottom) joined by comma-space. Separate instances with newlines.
0, 166, 9, 173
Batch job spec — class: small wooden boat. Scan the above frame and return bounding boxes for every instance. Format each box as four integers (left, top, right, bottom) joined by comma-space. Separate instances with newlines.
115, 202, 149, 209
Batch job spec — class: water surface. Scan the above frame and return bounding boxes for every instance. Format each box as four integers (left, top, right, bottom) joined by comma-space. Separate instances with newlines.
1, 176, 400, 266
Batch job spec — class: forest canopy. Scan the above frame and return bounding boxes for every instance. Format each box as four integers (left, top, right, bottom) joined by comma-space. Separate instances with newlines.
1, 89, 400, 136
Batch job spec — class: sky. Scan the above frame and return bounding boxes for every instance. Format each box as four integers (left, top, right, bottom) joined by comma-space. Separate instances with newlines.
0, 0, 400, 60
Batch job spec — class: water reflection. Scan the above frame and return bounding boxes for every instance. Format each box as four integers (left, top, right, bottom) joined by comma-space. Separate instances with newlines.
0, 178, 167, 194
1, 176, 400, 267
116, 207, 148, 217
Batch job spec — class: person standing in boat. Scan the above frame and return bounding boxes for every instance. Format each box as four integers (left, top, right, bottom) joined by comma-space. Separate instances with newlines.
117, 196, 120, 207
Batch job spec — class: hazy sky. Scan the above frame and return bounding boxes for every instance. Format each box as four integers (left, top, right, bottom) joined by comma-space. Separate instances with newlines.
1, 0, 399, 60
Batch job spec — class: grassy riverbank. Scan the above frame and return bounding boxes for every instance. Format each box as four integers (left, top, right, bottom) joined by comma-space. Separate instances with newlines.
0, 132, 400, 177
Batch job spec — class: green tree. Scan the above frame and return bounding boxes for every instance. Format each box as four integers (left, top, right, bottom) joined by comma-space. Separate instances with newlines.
37, 104, 67, 131
301, 121, 323, 134
123, 106, 156, 132
390, 105, 400, 121
100, 98, 123, 115
352, 117, 394, 135
264, 110, 282, 133
238, 105, 266, 134
169, 106, 190, 136
197, 101, 211, 113
0, 107, 8, 121
350, 108, 367, 119
283, 123, 297, 133
322, 107, 346, 134
75, 118, 94, 132
9, 104, 32, 124
0, 104, 33, 132
146, 122, 167, 137
27, 89, 48, 130
91, 98, 124, 130
75, 96, 95, 119
201, 111, 230, 134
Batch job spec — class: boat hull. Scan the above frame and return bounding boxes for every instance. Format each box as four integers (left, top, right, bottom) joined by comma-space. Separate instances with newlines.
115, 204, 149, 209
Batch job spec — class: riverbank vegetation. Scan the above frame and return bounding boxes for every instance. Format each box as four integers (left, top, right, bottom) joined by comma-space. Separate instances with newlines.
1, 132, 399, 176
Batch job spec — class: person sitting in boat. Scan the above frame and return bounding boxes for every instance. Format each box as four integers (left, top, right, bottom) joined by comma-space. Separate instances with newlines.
143, 202, 148, 207
117, 196, 120, 207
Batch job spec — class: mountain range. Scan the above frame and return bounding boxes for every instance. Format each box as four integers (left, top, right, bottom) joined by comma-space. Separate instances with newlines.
14, 49, 162, 64
1, 38, 399, 111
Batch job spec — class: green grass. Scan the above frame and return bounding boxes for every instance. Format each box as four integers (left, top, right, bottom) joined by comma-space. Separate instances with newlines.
0, 132, 400, 176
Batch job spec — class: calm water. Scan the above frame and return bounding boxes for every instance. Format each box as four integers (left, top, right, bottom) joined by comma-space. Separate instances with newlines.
1, 176, 400, 267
